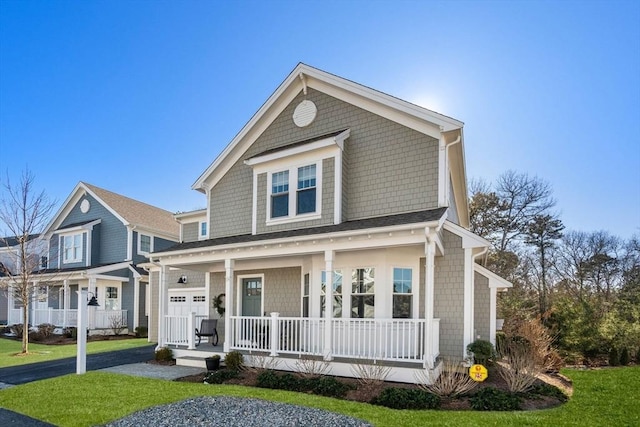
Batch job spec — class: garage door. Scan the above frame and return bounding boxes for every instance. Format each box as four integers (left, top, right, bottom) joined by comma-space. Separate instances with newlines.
168, 289, 207, 316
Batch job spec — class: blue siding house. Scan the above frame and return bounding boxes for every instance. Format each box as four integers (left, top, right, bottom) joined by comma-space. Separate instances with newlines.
5, 182, 179, 333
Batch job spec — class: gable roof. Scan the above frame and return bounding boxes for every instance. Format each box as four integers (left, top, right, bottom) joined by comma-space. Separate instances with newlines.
192, 63, 465, 194
45, 182, 179, 240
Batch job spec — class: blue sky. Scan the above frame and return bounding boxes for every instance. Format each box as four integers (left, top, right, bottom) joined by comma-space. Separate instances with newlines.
1, 0, 638, 238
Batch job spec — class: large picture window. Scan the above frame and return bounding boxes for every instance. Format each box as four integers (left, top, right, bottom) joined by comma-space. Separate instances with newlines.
321, 270, 343, 318
392, 268, 413, 318
351, 267, 375, 318
62, 233, 82, 263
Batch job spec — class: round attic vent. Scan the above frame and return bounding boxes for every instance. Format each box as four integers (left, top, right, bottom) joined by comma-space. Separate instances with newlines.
293, 100, 317, 128
80, 199, 90, 213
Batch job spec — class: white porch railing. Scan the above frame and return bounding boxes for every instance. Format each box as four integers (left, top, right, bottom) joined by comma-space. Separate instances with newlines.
8, 308, 126, 330
164, 313, 208, 349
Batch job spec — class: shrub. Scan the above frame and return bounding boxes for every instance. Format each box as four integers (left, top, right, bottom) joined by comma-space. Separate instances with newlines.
608, 347, 620, 366
10, 324, 25, 338
224, 351, 244, 371
256, 371, 305, 392
64, 327, 77, 339
37, 323, 56, 339
496, 337, 539, 393
529, 383, 568, 402
619, 347, 630, 366
350, 361, 391, 386
372, 387, 440, 410
467, 339, 495, 366
204, 369, 238, 384
470, 387, 522, 411
311, 376, 352, 398
155, 347, 173, 362
636, 347, 640, 364
415, 358, 478, 397
134, 326, 148, 338
28, 330, 43, 342
256, 370, 281, 389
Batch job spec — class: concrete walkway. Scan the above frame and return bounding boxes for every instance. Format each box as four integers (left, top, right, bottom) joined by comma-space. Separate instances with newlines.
100, 363, 205, 380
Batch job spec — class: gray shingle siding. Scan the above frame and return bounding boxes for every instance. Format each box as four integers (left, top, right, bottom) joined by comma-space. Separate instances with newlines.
434, 229, 465, 359
182, 222, 199, 242
209, 88, 439, 238
474, 272, 490, 342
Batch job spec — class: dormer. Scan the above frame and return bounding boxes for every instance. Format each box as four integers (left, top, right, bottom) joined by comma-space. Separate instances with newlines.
174, 209, 208, 243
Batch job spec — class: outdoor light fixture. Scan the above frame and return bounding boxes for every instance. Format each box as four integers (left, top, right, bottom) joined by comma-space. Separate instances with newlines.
76, 290, 99, 375
177, 275, 187, 284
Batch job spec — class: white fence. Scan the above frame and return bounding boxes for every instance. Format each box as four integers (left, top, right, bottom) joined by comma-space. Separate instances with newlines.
164, 313, 208, 348
8, 308, 127, 330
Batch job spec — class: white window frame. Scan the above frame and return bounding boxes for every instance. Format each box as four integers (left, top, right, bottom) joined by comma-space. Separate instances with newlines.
137, 233, 153, 256
392, 266, 414, 319
198, 221, 208, 240
61, 232, 83, 264
265, 160, 322, 226
104, 285, 121, 310
350, 267, 376, 319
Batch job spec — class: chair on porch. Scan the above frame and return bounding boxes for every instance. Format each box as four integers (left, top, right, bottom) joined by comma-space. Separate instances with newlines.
195, 319, 218, 346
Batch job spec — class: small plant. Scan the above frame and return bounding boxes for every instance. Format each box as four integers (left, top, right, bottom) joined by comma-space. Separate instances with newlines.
620, 347, 630, 366
350, 361, 391, 386
608, 347, 620, 366
244, 354, 281, 372
212, 293, 225, 317
108, 314, 127, 336
415, 358, 478, 397
467, 339, 495, 366
292, 355, 331, 377
64, 327, 77, 339
10, 324, 25, 338
203, 369, 238, 384
134, 326, 148, 338
310, 376, 352, 398
224, 351, 244, 371
470, 387, 522, 411
372, 387, 440, 410
528, 383, 568, 402
496, 337, 539, 393
37, 323, 56, 339
28, 330, 43, 342
155, 347, 173, 362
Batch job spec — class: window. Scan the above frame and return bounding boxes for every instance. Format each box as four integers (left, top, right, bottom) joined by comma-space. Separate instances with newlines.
321, 270, 343, 318
170, 296, 186, 302
193, 295, 206, 302
351, 267, 375, 318
199, 221, 208, 239
393, 268, 413, 318
105, 286, 119, 310
302, 273, 310, 317
62, 233, 82, 263
139, 234, 152, 254
297, 164, 316, 214
271, 170, 289, 218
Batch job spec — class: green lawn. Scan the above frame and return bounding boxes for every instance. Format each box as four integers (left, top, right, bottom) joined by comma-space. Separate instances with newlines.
0, 337, 152, 368
0, 366, 637, 427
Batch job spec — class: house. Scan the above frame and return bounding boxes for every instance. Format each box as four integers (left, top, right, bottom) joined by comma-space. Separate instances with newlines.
147, 64, 511, 383
4, 182, 179, 334
0, 234, 47, 325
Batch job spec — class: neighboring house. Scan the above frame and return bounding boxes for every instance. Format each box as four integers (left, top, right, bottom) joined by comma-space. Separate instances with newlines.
0, 234, 47, 325
147, 64, 511, 382
5, 182, 179, 334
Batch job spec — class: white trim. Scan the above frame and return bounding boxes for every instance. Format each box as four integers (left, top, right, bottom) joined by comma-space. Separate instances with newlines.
137, 233, 154, 256
462, 247, 474, 357
443, 221, 490, 249
89, 261, 132, 275
133, 276, 141, 330
474, 264, 513, 288
334, 148, 343, 225
61, 233, 83, 264
198, 221, 208, 240
174, 209, 207, 220
126, 227, 133, 261
251, 172, 258, 235
390, 265, 417, 319
489, 287, 497, 345
236, 273, 265, 317
438, 136, 447, 207
168, 286, 206, 293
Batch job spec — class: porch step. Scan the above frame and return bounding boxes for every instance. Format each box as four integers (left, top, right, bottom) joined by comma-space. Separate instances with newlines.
175, 356, 207, 369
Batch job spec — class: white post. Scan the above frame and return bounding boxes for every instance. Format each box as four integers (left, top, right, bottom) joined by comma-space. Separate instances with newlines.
424, 235, 436, 369
62, 280, 69, 328
133, 276, 141, 331
48, 307, 53, 324
323, 250, 334, 361
76, 289, 88, 374
187, 311, 196, 350
270, 312, 279, 357
223, 259, 234, 353
158, 265, 168, 348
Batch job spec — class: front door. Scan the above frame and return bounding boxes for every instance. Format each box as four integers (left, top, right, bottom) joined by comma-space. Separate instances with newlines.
241, 278, 262, 317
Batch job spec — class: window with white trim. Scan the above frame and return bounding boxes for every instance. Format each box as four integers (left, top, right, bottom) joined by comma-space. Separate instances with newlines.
351, 267, 375, 318
296, 164, 316, 214
138, 234, 152, 255
105, 286, 119, 310
302, 273, 310, 318
199, 221, 208, 239
271, 170, 289, 218
62, 233, 83, 264
321, 270, 343, 318
392, 268, 413, 318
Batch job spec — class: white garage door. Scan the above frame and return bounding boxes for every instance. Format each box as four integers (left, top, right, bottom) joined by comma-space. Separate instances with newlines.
168, 289, 207, 316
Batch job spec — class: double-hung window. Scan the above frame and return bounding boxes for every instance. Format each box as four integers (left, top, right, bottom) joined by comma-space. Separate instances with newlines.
392, 268, 413, 318
139, 234, 152, 255
271, 171, 289, 218
63, 233, 82, 264
321, 270, 343, 318
351, 267, 375, 318
296, 164, 316, 214
199, 221, 208, 239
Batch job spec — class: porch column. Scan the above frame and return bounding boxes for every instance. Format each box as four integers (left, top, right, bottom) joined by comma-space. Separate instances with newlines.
158, 265, 168, 348
223, 259, 234, 353
31, 280, 38, 326
133, 275, 141, 331
323, 250, 334, 361
489, 287, 497, 345
462, 248, 476, 357
7, 284, 14, 324
424, 237, 436, 368
63, 280, 70, 327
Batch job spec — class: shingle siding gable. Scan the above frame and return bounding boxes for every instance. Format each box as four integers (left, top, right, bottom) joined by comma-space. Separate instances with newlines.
209, 88, 439, 238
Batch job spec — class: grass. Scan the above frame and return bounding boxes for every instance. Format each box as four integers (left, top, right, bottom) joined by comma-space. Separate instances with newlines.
0, 337, 152, 368
0, 366, 638, 426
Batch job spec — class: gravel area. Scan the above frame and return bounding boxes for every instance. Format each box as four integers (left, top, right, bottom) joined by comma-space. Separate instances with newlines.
104, 396, 372, 427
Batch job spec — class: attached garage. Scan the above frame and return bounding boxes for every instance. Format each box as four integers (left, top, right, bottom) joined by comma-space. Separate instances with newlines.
168, 288, 207, 316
